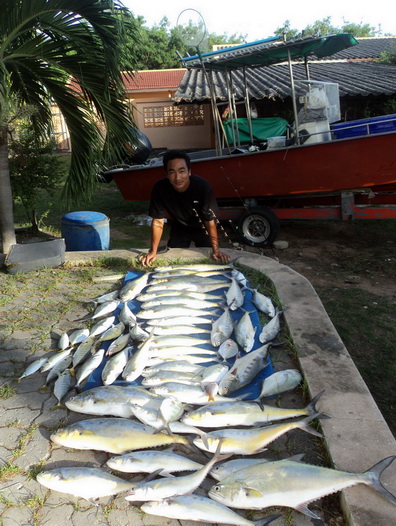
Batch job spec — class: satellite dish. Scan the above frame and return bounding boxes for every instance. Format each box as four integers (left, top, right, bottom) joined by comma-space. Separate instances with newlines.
176, 9, 207, 49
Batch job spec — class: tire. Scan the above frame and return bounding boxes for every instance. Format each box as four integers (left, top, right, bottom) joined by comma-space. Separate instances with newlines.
236, 206, 280, 247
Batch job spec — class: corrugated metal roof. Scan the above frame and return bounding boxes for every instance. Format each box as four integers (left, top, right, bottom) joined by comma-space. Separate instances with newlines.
174, 37, 396, 102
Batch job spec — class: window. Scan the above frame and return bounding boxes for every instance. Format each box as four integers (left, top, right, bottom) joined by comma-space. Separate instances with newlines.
143, 105, 204, 128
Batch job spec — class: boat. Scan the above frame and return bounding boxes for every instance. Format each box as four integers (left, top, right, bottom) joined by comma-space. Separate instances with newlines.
104, 34, 396, 247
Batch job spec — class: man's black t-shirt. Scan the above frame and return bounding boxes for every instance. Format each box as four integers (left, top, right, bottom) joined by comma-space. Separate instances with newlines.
149, 175, 217, 227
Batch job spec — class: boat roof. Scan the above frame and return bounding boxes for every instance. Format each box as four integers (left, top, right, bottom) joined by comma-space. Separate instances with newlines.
181, 33, 359, 71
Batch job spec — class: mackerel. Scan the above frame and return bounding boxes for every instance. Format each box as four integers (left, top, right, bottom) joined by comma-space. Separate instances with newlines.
136, 305, 220, 320
101, 347, 130, 385
119, 272, 151, 302
75, 348, 104, 387
107, 449, 203, 475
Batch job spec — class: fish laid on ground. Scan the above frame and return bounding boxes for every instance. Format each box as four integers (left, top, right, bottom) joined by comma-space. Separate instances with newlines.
101, 347, 131, 385
40, 348, 73, 373
88, 299, 120, 320
50, 417, 188, 453
19, 358, 48, 380
193, 414, 322, 455
210, 458, 271, 481
251, 289, 276, 318
141, 370, 203, 387
145, 316, 213, 327
53, 369, 73, 405
136, 306, 220, 320
118, 302, 137, 326
72, 336, 96, 370
218, 338, 239, 360
182, 393, 323, 428
75, 348, 104, 388
65, 385, 163, 418
89, 316, 116, 338
45, 355, 72, 385
151, 325, 211, 336
218, 344, 270, 396
105, 332, 130, 356
141, 495, 281, 526
137, 290, 220, 303
144, 282, 230, 294
257, 369, 302, 398
200, 363, 230, 386
225, 277, 244, 310
107, 449, 203, 475
122, 331, 154, 382
124, 443, 226, 502
208, 456, 396, 520
118, 272, 151, 302
258, 310, 282, 344
58, 332, 70, 350
234, 311, 256, 352
37, 467, 133, 503
97, 321, 125, 342
141, 360, 205, 377
140, 296, 222, 310
211, 307, 234, 347
151, 335, 212, 348
69, 328, 90, 345
129, 322, 149, 341
150, 382, 233, 405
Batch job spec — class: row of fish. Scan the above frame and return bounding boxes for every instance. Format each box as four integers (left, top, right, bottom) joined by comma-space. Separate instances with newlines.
20, 262, 396, 524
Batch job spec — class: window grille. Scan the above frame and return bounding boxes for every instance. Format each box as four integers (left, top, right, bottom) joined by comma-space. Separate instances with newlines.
143, 105, 204, 128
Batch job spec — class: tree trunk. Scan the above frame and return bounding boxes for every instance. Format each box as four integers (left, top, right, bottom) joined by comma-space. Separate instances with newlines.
0, 125, 16, 254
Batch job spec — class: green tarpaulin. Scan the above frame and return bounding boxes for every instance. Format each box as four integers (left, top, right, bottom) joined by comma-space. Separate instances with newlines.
223, 117, 289, 143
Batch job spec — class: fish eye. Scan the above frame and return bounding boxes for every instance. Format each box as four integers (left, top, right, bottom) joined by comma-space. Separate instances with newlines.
213, 485, 220, 492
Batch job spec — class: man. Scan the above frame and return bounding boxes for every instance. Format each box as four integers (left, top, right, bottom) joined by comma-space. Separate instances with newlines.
140, 150, 229, 266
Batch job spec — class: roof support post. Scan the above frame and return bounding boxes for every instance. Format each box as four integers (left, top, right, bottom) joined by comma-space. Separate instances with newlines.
243, 66, 254, 144
288, 48, 300, 145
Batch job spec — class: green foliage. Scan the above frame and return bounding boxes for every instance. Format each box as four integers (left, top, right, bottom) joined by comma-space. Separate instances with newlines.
379, 43, 396, 64
275, 16, 380, 39
9, 127, 67, 232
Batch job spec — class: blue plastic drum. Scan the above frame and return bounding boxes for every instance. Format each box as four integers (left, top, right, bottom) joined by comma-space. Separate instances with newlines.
61, 211, 110, 251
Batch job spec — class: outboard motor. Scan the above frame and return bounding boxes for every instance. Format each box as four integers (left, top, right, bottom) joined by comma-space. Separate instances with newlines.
123, 129, 153, 164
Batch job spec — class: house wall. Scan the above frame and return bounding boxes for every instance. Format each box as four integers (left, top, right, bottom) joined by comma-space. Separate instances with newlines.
129, 92, 213, 150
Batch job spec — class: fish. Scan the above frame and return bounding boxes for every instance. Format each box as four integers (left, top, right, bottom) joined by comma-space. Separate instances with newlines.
107, 449, 203, 475
101, 347, 130, 385
150, 382, 232, 405
210, 458, 271, 481
208, 456, 396, 520
72, 336, 96, 369
145, 316, 213, 327
193, 414, 323, 455
36, 467, 133, 503
129, 322, 150, 341
137, 290, 220, 303
58, 332, 70, 350
119, 272, 151, 302
141, 370, 203, 387
158, 396, 185, 430
97, 321, 125, 342
88, 289, 119, 305
218, 338, 239, 360
140, 296, 222, 310
105, 332, 130, 356
142, 360, 205, 377
218, 344, 270, 396
234, 311, 256, 352
45, 355, 72, 385
144, 282, 230, 294
122, 332, 155, 382
136, 305, 220, 320
88, 299, 120, 320
258, 310, 282, 344
53, 369, 73, 405
211, 307, 234, 346
75, 348, 105, 388
200, 363, 230, 386
182, 393, 323, 428
124, 441, 227, 502
40, 348, 73, 373
89, 315, 116, 338
118, 302, 137, 326
19, 357, 48, 380
257, 369, 302, 398
151, 325, 211, 336
225, 277, 244, 310
251, 289, 276, 318
68, 328, 90, 345
141, 495, 281, 526
50, 417, 188, 453
65, 385, 163, 418
151, 335, 213, 348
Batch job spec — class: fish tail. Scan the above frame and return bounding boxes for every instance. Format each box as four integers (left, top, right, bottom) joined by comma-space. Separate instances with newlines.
364, 455, 396, 506
306, 390, 330, 417
298, 413, 323, 438
255, 514, 282, 526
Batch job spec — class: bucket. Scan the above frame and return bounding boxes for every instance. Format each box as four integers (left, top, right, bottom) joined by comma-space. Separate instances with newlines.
61, 211, 110, 251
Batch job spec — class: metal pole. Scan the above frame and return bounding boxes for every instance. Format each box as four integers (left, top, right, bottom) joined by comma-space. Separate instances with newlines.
288, 48, 300, 145
243, 67, 254, 144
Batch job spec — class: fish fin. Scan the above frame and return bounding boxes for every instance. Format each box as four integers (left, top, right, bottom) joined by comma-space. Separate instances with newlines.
364, 455, 396, 506
255, 514, 282, 526
294, 503, 321, 520
306, 390, 326, 415
143, 469, 163, 482
286, 453, 305, 462
298, 414, 323, 438
244, 487, 264, 498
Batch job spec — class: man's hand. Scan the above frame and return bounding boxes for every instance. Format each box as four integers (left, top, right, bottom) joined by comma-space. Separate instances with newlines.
139, 251, 158, 267
211, 249, 230, 263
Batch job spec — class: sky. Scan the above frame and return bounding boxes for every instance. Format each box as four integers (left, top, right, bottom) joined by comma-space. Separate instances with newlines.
122, 0, 395, 42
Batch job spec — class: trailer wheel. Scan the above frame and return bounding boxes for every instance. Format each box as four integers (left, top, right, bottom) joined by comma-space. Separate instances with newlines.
236, 207, 280, 247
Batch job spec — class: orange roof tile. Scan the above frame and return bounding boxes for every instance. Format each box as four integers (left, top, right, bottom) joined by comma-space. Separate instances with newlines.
123, 69, 185, 91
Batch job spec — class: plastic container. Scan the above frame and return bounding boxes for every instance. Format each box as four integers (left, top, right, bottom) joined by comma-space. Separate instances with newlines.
331, 114, 396, 139
61, 211, 110, 251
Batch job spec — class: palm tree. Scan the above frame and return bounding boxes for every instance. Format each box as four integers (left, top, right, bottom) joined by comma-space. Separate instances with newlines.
0, 0, 139, 254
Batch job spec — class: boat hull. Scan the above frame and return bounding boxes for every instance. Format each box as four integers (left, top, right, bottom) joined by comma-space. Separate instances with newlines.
110, 132, 396, 203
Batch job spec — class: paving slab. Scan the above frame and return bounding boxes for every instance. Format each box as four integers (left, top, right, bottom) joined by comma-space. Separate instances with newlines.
0, 247, 394, 526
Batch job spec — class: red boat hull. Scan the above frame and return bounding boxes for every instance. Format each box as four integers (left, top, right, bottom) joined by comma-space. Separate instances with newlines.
110, 132, 396, 204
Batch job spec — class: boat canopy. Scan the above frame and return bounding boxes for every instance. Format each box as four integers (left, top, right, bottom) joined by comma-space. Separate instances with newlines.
181, 33, 359, 71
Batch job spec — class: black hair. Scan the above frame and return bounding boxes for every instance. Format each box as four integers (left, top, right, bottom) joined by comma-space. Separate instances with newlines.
162, 150, 191, 172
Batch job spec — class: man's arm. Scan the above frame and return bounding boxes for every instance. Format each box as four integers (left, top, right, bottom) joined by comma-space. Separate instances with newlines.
140, 218, 165, 266
204, 219, 230, 263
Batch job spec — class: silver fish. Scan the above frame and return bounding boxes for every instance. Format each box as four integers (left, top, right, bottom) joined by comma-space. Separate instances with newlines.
19, 358, 48, 380
36, 467, 133, 502
118, 301, 137, 326
40, 348, 73, 373
259, 310, 282, 344
69, 328, 90, 345
58, 332, 70, 350
151, 325, 211, 336
89, 315, 116, 338
144, 282, 230, 294
53, 369, 73, 405
75, 348, 105, 387
225, 277, 244, 310
142, 360, 205, 377
151, 335, 212, 348
72, 336, 96, 369
218, 344, 270, 396
251, 289, 276, 318
150, 382, 232, 405
101, 347, 130, 385
89, 290, 119, 305
218, 338, 239, 360
258, 369, 302, 398
137, 290, 220, 302
141, 495, 280, 526
119, 273, 151, 302
141, 296, 222, 310
51, 417, 188, 453
200, 363, 229, 386
234, 311, 256, 353
141, 370, 203, 387
107, 448, 203, 475
97, 321, 125, 342
208, 456, 396, 520
129, 322, 150, 341
122, 331, 155, 382
137, 305, 220, 320
145, 316, 213, 327
45, 355, 72, 385
210, 458, 270, 481
211, 307, 234, 347
105, 332, 130, 356
89, 299, 120, 320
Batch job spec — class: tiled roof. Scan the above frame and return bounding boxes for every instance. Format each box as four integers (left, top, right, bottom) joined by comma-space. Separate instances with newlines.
123, 69, 185, 91
174, 37, 396, 102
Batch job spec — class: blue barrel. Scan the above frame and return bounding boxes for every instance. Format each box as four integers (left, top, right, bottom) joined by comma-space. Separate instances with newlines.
61, 211, 110, 251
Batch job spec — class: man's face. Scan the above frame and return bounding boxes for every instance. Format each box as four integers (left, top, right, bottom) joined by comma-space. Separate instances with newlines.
166, 158, 191, 193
